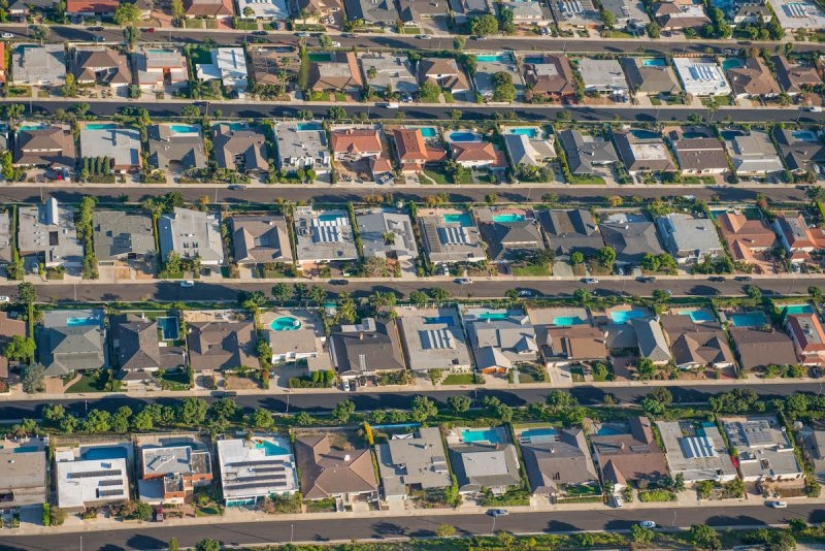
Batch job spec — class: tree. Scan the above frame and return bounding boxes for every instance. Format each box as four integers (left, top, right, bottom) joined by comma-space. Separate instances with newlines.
209, 398, 237, 422
419, 79, 440, 102
435, 524, 456, 537
745, 285, 762, 302
179, 397, 209, 425
492, 71, 516, 102
573, 288, 591, 304
470, 14, 498, 36
195, 539, 222, 551
328, 106, 346, 120
21, 363, 45, 393
272, 283, 294, 303
332, 399, 356, 423
169, 537, 180, 551
637, 358, 656, 380
411, 396, 438, 423
309, 285, 328, 305
132, 409, 154, 431
170, 0, 184, 18
111, 406, 133, 433
646, 21, 661, 37
448, 395, 471, 414
631, 525, 654, 544
114, 2, 142, 26
428, 287, 451, 303
485, 193, 498, 205
570, 251, 584, 265
134, 501, 153, 521
499, 7, 515, 32
3, 335, 35, 363
251, 408, 273, 429
597, 246, 616, 269
83, 409, 112, 433
318, 34, 333, 50
547, 389, 575, 412
805, 185, 825, 204
18, 281, 36, 306
410, 290, 429, 306
43, 404, 66, 424
689, 524, 721, 550
652, 289, 671, 303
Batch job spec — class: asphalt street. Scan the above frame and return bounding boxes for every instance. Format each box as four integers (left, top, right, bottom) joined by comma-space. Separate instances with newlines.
0, 504, 822, 550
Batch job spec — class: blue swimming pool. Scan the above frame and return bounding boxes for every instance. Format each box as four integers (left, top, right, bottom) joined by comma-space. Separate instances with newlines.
170, 125, 200, 134
448, 131, 481, 143
424, 316, 454, 326
522, 56, 544, 64
157, 316, 179, 340
82, 446, 128, 461
443, 213, 473, 227
419, 127, 438, 138
521, 428, 556, 442
478, 312, 508, 321
722, 59, 743, 71
318, 213, 346, 223
610, 310, 646, 324
596, 425, 625, 436
270, 316, 302, 331
492, 213, 525, 223
476, 54, 510, 63
66, 316, 99, 327
630, 129, 659, 139
792, 130, 817, 142
85, 124, 117, 130
641, 58, 667, 67
730, 312, 767, 327
256, 440, 290, 456
553, 316, 587, 327
508, 127, 539, 138
462, 428, 502, 444
297, 122, 322, 131
721, 130, 744, 140
783, 304, 815, 315
13, 446, 39, 454
680, 309, 716, 323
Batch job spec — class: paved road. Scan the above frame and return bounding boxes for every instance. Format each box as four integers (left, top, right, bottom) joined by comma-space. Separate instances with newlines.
1, 382, 823, 422
6, 99, 824, 125
1, 504, 822, 550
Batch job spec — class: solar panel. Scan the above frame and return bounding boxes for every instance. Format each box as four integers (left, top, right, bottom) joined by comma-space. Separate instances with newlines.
97, 489, 124, 498
68, 470, 122, 479
98, 479, 123, 487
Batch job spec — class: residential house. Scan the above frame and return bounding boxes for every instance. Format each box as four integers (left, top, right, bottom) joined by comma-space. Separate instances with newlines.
448, 435, 521, 494
773, 213, 825, 262
537, 325, 608, 367
724, 131, 784, 175
134, 47, 189, 93
450, 141, 501, 169
392, 128, 447, 172
72, 48, 131, 95
786, 313, 825, 364
92, 211, 155, 265
330, 318, 405, 378
218, 436, 298, 505
264, 310, 331, 371
601, 0, 649, 27
359, 53, 418, 94
464, 308, 539, 373
767, 0, 825, 31
670, 135, 729, 175
309, 52, 364, 92
473, 53, 525, 100
520, 427, 599, 498
772, 127, 825, 173
558, 129, 619, 176
478, 218, 545, 262
726, 57, 781, 98
396, 307, 473, 373
715, 212, 777, 270
537, 209, 602, 259
0, 210, 11, 268
146, 124, 207, 171
713, 0, 771, 22
418, 58, 471, 94
590, 417, 669, 490
186, 320, 258, 372
673, 57, 731, 96
657, 421, 737, 484
599, 216, 665, 266
230, 215, 292, 265
799, 425, 825, 479
248, 46, 300, 88
158, 207, 224, 265
632, 317, 672, 365
8, 0, 58, 20
0, 312, 26, 389
660, 314, 735, 370
0, 440, 47, 510
501, 0, 553, 26
344, 0, 397, 24
236, 0, 290, 19
656, 213, 725, 264
79, 125, 142, 172
56, 457, 130, 512
292, 0, 343, 20
502, 129, 555, 168
11, 44, 66, 87
613, 130, 676, 175
620, 57, 681, 96
210, 123, 268, 175
773, 55, 822, 95
654, 1, 710, 29
397, 0, 451, 25
376, 427, 451, 501
196, 48, 249, 96
112, 314, 182, 384
330, 127, 383, 160
417, 208, 486, 264
576, 59, 629, 95
723, 417, 803, 481
138, 438, 213, 505
13, 123, 75, 172
550, 0, 602, 28
355, 208, 419, 260
66, 0, 119, 18
449, 0, 494, 22
39, 309, 106, 377
184, 0, 235, 17
295, 434, 379, 501
293, 206, 358, 264
18, 198, 84, 269
522, 54, 576, 100
273, 122, 331, 175
730, 327, 799, 372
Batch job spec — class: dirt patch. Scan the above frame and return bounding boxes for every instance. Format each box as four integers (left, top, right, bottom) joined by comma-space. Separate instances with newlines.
115, 267, 132, 281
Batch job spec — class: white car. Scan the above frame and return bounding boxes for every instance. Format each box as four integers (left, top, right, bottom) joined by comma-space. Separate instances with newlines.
416, 34, 431, 39
341, 379, 350, 392
1, 32, 13, 39
582, 277, 599, 284
768, 501, 788, 509
0, 295, 9, 303
456, 277, 472, 285
639, 521, 656, 529
180, 280, 195, 288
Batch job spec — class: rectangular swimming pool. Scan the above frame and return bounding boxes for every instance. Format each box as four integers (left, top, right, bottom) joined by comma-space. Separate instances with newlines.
553, 316, 587, 327
492, 213, 525, 223
66, 316, 100, 327
508, 127, 539, 138
679, 309, 716, 323
783, 304, 815, 315
157, 316, 179, 340
462, 428, 502, 444
443, 213, 473, 227
730, 312, 767, 327
610, 310, 646, 324
475, 54, 510, 63
82, 446, 128, 460
424, 316, 454, 326
419, 127, 438, 138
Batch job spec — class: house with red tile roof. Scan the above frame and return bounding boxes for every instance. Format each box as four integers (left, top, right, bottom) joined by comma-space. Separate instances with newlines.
786, 313, 825, 365
773, 213, 825, 263
392, 128, 446, 172
0, 43, 6, 85
330, 128, 383, 160
184, 0, 234, 17
66, 0, 118, 16
716, 212, 777, 272
450, 141, 505, 168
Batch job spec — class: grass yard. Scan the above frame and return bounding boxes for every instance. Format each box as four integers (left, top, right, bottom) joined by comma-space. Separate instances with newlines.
158, 369, 190, 390
565, 483, 601, 496
66, 374, 106, 393
512, 263, 551, 277
234, 19, 258, 30
442, 373, 475, 385
568, 175, 606, 185
305, 498, 336, 513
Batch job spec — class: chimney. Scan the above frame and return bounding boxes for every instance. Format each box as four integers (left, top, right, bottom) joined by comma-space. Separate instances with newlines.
344, 454, 351, 461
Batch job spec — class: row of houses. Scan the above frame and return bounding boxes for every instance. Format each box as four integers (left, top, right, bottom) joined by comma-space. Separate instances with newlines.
1, 412, 817, 515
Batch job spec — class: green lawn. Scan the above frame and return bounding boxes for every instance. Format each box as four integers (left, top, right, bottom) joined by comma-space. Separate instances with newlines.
305, 498, 336, 513
234, 19, 258, 30
568, 175, 606, 185
66, 374, 106, 393
442, 373, 475, 385
512, 263, 551, 277
607, 30, 634, 38
565, 483, 600, 496
159, 369, 190, 390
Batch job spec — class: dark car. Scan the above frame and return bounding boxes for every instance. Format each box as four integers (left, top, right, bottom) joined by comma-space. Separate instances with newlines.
87, 26, 104, 31
637, 276, 656, 283
329, 279, 349, 285
252, 30, 268, 36
735, 276, 753, 282
708, 276, 726, 282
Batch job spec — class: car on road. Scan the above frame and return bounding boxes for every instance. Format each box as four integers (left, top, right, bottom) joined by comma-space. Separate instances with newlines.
87, 26, 104, 31
489, 509, 509, 517
416, 34, 431, 39
141, 27, 155, 33
252, 30, 268, 36
0, 296, 9, 303
637, 276, 656, 283
456, 277, 472, 285
767, 501, 788, 509
341, 33, 355, 38
582, 277, 599, 284
213, 390, 237, 397
639, 521, 656, 529
1, 32, 13, 38
180, 280, 195, 288
329, 278, 349, 285
227, 184, 247, 190
708, 276, 726, 282
735, 276, 753, 282
92, 36, 105, 42
518, 289, 534, 297
295, 32, 309, 37
332, 41, 341, 47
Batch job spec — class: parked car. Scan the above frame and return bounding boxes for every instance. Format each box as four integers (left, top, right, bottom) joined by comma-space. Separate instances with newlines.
735, 276, 753, 282
639, 521, 656, 529
227, 184, 247, 190
252, 30, 268, 36
708, 276, 726, 282
295, 32, 309, 37
180, 280, 195, 288
489, 509, 509, 517
767, 501, 787, 509
341, 379, 351, 392
637, 276, 656, 283
518, 289, 534, 297
329, 279, 349, 285
0, 296, 9, 303
456, 277, 473, 285
416, 34, 431, 39
141, 27, 155, 33
582, 277, 599, 284
87, 26, 104, 31
1, 32, 13, 38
